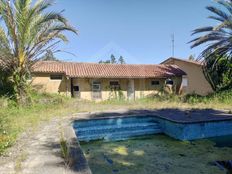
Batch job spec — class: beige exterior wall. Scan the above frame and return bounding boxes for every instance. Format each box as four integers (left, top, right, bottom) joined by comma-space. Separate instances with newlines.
163, 60, 213, 96
31, 73, 183, 100
31, 73, 71, 97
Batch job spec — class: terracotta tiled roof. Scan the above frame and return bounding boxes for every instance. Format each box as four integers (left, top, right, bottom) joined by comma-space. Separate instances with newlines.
32, 61, 186, 78
160, 57, 203, 66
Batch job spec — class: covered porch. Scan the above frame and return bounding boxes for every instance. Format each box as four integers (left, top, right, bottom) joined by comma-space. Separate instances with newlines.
69, 77, 181, 101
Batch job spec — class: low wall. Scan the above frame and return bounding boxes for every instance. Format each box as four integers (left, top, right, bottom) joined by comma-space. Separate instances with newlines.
156, 117, 232, 140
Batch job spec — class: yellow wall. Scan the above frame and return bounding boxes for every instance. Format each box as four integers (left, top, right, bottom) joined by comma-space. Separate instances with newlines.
31, 73, 71, 97
164, 60, 213, 95
32, 73, 183, 100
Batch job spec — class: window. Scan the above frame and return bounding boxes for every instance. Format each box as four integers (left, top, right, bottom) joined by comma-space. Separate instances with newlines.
182, 77, 188, 87
110, 81, 120, 90
151, 80, 160, 86
92, 81, 101, 99
50, 74, 62, 80
92, 82, 101, 91
166, 78, 174, 85
73, 86, 79, 92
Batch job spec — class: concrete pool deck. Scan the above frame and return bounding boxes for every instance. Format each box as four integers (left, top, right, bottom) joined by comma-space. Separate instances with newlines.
76, 108, 232, 123
74, 109, 232, 141
1, 108, 232, 174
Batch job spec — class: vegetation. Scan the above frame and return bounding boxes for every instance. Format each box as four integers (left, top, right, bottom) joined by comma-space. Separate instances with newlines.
59, 128, 70, 166
99, 54, 126, 64
0, 90, 232, 155
42, 50, 59, 61
203, 54, 232, 90
0, 0, 77, 104
81, 135, 232, 174
190, 0, 232, 91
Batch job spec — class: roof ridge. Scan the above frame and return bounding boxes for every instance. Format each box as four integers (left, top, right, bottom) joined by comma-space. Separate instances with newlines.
161, 57, 203, 65
38, 60, 175, 66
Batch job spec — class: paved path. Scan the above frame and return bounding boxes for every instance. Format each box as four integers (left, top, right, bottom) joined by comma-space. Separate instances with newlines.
0, 116, 91, 174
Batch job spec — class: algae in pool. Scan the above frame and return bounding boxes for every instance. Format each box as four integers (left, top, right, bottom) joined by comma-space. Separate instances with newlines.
80, 135, 232, 174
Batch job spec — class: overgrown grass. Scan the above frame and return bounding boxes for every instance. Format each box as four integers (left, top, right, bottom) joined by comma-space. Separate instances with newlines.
0, 92, 71, 155
0, 89, 232, 155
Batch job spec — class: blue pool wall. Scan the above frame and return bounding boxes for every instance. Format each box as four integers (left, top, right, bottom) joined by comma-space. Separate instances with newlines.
73, 114, 232, 141
154, 117, 232, 140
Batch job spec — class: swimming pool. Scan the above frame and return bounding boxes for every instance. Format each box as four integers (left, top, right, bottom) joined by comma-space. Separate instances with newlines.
73, 114, 232, 142
72, 112, 232, 174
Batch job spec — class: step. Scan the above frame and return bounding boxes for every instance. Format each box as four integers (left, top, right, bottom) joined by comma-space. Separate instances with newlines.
76, 123, 160, 137
73, 116, 156, 128
76, 122, 160, 133
105, 129, 161, 141
77, 127, 162, 142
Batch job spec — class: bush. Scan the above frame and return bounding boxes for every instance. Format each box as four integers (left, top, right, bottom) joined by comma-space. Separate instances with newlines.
183, 89, 232, 104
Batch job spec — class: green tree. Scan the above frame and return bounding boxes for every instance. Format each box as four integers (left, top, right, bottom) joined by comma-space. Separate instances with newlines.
98, 54, 127, 64
0, 0, 77, 104
110, 54, 117, 64
42, 50, 58, 61
190, 0, 232, 91
188, 55, 196, 61
203, 54, 232, 90
118, 56, 126, 64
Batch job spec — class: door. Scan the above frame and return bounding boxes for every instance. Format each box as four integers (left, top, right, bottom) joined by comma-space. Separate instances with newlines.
73, 85, 80, 98
92, 81, 102, 100
127, 79, 135, 100
71, 78, 80, 98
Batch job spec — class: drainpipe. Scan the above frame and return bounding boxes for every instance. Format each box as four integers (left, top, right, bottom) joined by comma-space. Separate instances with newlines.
71, 78, 74, 98
66, 76, 69, 97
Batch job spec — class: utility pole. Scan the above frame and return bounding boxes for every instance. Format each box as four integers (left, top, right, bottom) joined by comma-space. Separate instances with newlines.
171, 33, 175, 57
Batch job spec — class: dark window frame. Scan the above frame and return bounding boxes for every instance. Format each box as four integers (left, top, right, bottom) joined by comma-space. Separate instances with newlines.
109, 80, 120, 90
50, 74, 63, 80
73, 86, 79, 92
151, 80, 160, 86
166, 78, 174, 85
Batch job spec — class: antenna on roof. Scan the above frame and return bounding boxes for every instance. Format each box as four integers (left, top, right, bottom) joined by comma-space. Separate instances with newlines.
171, 33, 175, 57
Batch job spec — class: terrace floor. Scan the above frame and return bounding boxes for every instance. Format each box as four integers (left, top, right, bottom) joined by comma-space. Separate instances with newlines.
77, 108, 232, 123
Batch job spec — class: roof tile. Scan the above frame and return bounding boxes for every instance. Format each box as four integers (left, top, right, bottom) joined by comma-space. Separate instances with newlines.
32, 61, 186, 78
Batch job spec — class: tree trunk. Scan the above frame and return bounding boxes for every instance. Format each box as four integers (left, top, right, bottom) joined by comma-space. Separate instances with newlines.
13, 68, 30, 105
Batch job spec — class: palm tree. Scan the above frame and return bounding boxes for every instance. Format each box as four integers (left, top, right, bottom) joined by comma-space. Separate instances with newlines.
0, 0, 77, 104
190, 0, 232, 90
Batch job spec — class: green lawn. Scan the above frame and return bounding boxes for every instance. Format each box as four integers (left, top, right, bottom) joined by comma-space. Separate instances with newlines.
0, 90, 232, 155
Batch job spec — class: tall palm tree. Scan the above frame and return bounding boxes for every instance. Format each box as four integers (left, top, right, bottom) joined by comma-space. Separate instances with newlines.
0, 0, 77, 103
190, 0, 232, 90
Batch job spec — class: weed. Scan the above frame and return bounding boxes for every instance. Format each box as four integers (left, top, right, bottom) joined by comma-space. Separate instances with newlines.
59, 128, 70, 168
0, 89, 232, 155
14, 152, 28, 173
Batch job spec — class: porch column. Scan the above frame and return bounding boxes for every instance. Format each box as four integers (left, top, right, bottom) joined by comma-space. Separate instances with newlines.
127, 79, 135, 100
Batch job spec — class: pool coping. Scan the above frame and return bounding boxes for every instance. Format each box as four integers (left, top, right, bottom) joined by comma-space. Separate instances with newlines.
64, 121, 92, 174
68, 109, 232, 171
72, 111, 232, 124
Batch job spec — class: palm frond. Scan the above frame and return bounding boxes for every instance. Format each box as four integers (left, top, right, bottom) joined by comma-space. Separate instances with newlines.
217, 0, 232, 15
206, 6, 229, 20
191, 26, 213, 35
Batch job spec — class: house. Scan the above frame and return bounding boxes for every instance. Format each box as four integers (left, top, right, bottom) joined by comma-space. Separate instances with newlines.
161, 57, 213, 96
31, 61, 186, 100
